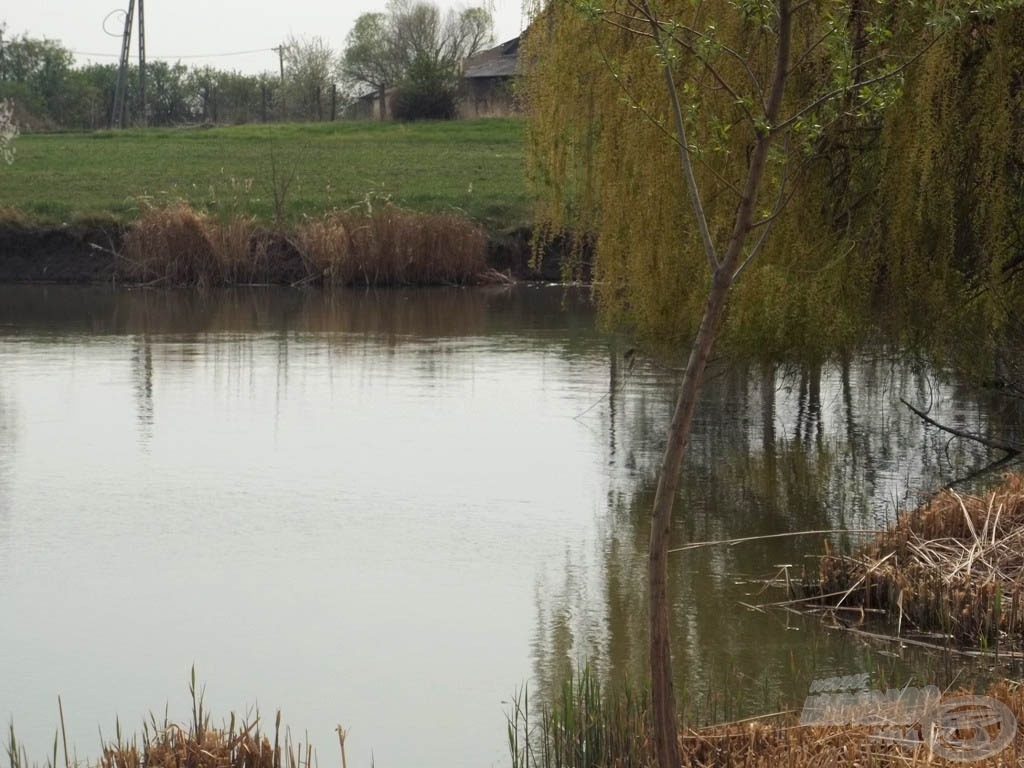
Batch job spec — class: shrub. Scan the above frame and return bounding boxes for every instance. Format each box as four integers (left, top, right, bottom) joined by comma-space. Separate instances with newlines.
392, 57, 459, 121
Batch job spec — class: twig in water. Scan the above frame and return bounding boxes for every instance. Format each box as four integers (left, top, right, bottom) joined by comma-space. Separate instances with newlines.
669, 528, 877, 552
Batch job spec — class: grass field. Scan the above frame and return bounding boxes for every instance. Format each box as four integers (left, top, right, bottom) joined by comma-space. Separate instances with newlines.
1, 119, 530, 232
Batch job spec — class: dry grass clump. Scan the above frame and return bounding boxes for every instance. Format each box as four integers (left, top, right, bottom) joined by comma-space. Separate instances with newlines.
119, 205, 227, 287
97, 716, 276, 768
204, 217, 262, 285
816, 473, 1024, 647
6, 674, 332, 768
118, 203, 488, 288
0, 205, 32, 226
296, 204, 486, 286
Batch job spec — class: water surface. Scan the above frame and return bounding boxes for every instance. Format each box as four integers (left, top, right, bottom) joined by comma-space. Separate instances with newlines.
1, 286, 1020, 767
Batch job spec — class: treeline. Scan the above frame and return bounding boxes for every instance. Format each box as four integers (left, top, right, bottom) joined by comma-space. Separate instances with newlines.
0, 31, 343, 130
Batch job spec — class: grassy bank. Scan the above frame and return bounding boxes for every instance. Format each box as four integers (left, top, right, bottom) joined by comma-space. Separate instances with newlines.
1, 119, 528, 233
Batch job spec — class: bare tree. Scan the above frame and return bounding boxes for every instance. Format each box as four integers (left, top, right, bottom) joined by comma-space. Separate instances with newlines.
341, 1, 492, 120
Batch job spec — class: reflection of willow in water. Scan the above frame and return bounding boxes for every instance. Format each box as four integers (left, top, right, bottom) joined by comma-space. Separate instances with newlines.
532, 353, 1024, 723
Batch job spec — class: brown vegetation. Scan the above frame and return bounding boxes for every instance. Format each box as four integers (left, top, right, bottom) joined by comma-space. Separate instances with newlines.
508, 668, 1024, 767
813, 474, 1024, 649
6, 674, 334, 768
117, 203, 488, 287
295, 206, 486, 287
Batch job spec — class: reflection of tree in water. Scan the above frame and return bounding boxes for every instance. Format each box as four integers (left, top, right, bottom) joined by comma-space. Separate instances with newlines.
132, 335, 154, 447
0, 286, 597, 344
532, 353, 1024, 723
0, 382, 12, 550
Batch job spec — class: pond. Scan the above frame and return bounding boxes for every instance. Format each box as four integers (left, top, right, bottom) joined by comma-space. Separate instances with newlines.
1, 286, 1021, 768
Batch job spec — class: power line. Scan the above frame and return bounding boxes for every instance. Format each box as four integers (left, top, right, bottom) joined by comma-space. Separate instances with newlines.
71, 47, 275, 59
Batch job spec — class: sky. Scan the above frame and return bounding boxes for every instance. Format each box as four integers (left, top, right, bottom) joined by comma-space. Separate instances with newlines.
2, 0, 530, 75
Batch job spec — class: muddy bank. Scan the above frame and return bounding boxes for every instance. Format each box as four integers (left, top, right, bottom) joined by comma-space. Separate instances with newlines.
0, 222, 590, 285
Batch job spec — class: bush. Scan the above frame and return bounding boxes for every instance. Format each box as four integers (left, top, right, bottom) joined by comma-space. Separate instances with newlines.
392, 56, 459, 121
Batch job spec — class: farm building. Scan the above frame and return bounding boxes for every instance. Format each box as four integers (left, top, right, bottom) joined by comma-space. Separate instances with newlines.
459, 37, 521, 118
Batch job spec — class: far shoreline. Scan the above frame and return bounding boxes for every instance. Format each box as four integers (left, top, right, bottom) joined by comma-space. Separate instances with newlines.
0, 216, 587, 287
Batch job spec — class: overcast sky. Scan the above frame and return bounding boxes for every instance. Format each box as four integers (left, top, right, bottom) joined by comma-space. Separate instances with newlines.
2, 1, 529, 75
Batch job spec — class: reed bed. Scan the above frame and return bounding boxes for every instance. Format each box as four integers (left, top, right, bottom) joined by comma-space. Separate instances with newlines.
116, 203, 487, 287
809, 473, 1024, 649
295, 205, 486, 287
508, 668, 1024, 767
6, 674, 337, 768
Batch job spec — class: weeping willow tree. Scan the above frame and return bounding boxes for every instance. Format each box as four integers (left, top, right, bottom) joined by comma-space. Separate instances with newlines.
877, 9, 1024, 353
522, 1, 1024, 766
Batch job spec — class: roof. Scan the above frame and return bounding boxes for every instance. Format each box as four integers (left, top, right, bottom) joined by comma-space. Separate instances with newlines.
463, 36, 520, 79
464, 56, 517, 79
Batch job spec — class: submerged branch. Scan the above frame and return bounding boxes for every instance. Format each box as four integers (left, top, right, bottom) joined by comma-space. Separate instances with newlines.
900, 397, 1023, 455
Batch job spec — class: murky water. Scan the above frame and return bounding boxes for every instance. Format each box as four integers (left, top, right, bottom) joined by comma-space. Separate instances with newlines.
1, 286, 1021, 767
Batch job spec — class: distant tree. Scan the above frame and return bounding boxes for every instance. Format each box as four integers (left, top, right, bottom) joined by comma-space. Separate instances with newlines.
189, 66, 221, 123
282, 34, 338, 121
0, 32, 74, 127
146, 61, 192, 125
341, 1, 493, 120
340, 12, 401, 119
68, 64, 119, 129
391, 1, 491, 70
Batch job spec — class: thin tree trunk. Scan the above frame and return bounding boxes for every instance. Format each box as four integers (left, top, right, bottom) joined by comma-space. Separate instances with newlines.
649, 268, 734, 768
647, 5, 792, 767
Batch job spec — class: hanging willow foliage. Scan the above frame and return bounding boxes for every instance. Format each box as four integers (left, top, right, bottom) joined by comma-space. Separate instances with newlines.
521, 1, 1024, 360
877, 10, 1024, 347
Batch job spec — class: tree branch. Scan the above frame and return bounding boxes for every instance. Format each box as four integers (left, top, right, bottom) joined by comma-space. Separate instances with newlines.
772, 33, 941, 136
639, 0, 719, 271
900, 397, 1023, 455
734, 137, 791, 280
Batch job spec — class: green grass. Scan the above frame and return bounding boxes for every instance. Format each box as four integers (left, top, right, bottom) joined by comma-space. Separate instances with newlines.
2, 119, 530, 232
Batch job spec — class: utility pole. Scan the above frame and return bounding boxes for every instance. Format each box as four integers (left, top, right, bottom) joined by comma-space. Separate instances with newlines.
274, 45, 285, 81
111, 0, 135, 129
137, 0, 147, 126
274, 44, 286, 120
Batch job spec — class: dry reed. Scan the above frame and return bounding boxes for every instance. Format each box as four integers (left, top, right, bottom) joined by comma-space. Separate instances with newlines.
812, 473, 1024, 649
295, 205, 486, 286
6, 672, 341, 768
508, 668, 1024, 767
118, 205, 223, 287
117, 203, 488, 288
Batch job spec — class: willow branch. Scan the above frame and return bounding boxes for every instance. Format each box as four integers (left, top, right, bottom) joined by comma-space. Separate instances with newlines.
638, 0, 719, 270
772, 33, 941, 135
734, 138, 790, 280
616, 3, 761, 127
